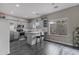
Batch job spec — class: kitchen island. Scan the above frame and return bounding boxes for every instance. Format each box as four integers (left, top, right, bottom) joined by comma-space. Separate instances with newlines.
27, 31, 43, 45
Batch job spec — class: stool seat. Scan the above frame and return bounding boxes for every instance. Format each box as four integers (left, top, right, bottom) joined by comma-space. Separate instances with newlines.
40, 35, 44, 37
36, 36, 40, 38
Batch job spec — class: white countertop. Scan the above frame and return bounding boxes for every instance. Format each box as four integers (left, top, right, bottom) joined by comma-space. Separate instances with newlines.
28, 32, 40, 33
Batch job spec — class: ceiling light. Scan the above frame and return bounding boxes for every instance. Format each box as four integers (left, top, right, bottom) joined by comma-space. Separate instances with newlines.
49, 21, 56, 24
16, 4, 20, 7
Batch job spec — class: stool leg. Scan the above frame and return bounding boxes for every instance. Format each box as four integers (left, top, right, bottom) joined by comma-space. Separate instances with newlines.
36, 38, 38, 45
40, 37, 42, 44
40, 37, 44, 44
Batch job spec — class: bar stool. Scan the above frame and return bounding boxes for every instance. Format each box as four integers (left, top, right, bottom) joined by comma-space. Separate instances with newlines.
35, 32, 44, 45
35, 35, 40, 44
40, 32, 44, 43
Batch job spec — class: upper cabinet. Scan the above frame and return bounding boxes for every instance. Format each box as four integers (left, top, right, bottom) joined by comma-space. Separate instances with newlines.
41, 17, 48, 27
29, 18, 43, 29
43, 20, 48, 27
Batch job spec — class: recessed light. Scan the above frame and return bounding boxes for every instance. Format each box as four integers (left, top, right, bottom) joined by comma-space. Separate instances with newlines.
16, 4, 20, 7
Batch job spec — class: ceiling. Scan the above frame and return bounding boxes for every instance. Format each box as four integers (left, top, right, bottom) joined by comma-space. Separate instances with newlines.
0, 3, 79, 19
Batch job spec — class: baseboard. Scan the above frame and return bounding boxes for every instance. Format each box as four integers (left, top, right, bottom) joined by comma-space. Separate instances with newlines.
45, 40, 79, 50
10, 39, 19, 42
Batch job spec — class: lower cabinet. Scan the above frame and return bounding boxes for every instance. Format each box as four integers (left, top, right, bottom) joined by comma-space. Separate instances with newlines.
27, 32, 40, 45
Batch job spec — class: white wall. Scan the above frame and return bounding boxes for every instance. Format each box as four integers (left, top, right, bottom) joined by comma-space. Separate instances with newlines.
0, 18, 10, 55
47, 5, 79, 46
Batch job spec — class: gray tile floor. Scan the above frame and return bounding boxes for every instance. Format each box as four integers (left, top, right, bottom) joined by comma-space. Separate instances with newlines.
9, 40, 79, 55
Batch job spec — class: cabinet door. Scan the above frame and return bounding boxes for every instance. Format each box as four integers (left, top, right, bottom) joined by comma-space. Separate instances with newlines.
43, 20, 48, 27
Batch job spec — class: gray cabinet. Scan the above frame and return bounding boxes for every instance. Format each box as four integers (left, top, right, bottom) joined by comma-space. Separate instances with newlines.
43, 20, 48, 27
